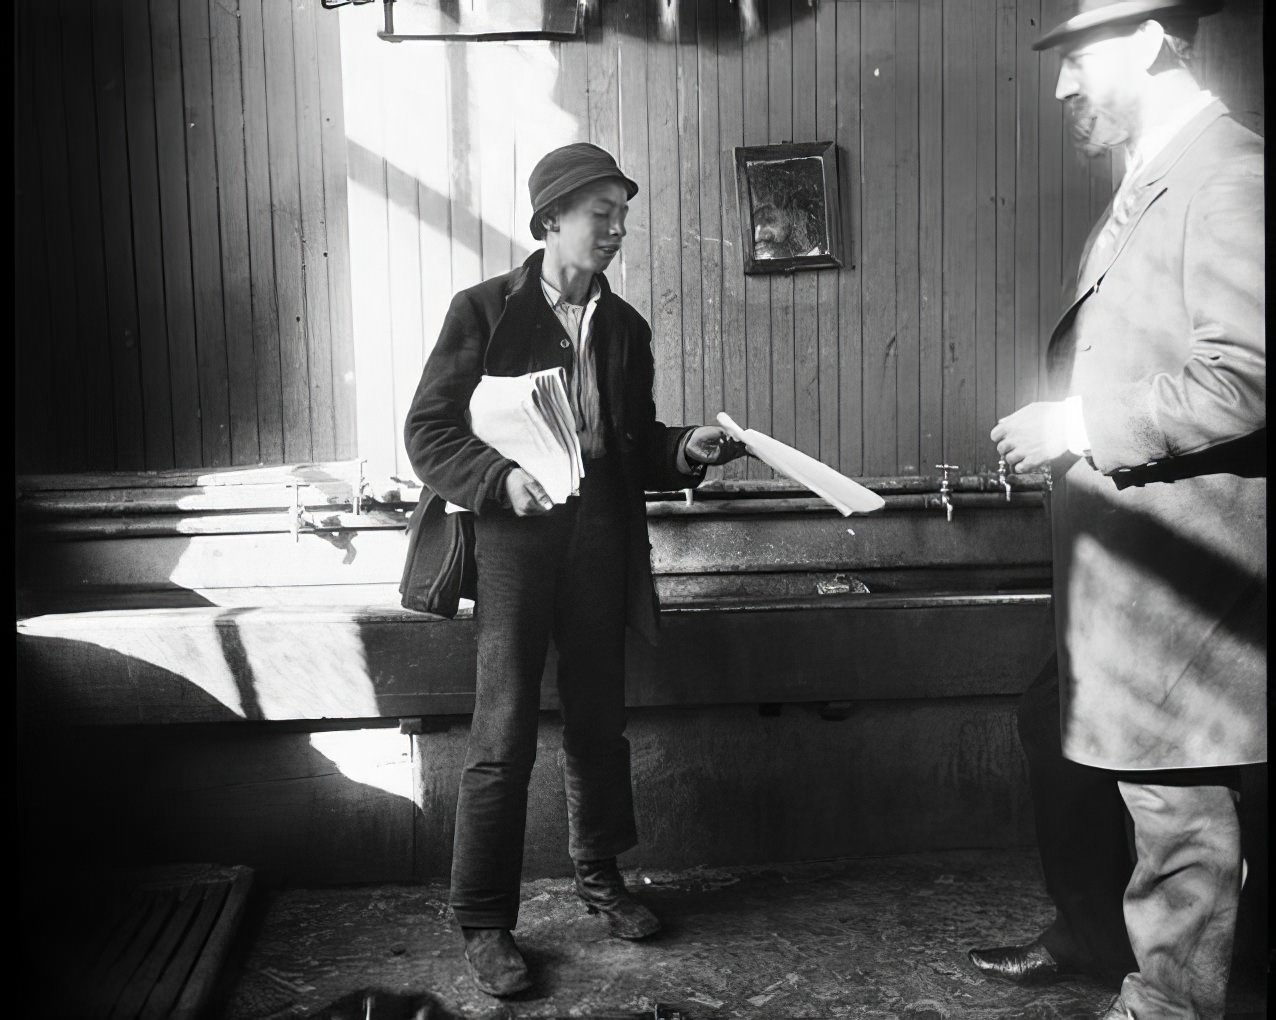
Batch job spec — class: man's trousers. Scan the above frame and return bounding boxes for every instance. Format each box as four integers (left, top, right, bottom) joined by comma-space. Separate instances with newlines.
1017, 657, 1138, 979
1115, 781, 1242, 1020
1020, 660, 1246, 1016
449, 456, 638, 930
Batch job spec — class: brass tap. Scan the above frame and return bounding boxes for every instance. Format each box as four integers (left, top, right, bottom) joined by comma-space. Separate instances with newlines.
997, 457, 1012, 501
935, 464, 959, 522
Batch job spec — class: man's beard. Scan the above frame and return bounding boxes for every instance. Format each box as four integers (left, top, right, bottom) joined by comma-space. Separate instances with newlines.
1064, 94, 1131, 157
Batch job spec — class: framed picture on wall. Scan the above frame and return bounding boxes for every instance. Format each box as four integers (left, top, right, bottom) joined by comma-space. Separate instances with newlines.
734, 141, 843, 275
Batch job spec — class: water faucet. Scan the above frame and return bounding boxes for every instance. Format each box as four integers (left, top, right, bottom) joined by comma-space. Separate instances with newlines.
997, 457, 1012, 501
288, 482, 305, 543
352, 458, 367, 516
935, 464, 959, 522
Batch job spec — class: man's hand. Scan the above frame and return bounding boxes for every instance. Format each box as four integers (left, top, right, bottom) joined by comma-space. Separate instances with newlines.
685, 426, 747, 466
504, 468, 554, 516
991, 401, 1069, 473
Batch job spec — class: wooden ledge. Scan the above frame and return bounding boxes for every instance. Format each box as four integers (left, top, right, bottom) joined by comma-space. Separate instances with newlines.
17, 591, 1054, 727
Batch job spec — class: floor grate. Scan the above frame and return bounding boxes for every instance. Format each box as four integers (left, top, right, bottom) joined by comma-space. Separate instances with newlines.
46, 863, 254, 1019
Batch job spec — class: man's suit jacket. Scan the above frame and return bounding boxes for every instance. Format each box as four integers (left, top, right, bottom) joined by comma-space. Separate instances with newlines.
1045, 101, 1266, 771
401, 249, 703, 645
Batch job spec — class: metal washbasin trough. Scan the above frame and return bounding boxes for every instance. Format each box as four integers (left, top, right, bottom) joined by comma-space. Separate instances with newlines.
16, 466, 1055, 727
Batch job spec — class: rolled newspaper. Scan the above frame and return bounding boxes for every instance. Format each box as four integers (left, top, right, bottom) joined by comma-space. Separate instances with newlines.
716, 412, 885, 516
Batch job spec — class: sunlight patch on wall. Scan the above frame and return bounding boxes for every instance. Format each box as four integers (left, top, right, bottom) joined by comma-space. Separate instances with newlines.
309, 728, 415, 801
336, 4, 580, 478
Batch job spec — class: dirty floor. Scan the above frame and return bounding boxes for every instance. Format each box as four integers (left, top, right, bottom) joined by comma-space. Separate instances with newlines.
212, 849, 1267, 1020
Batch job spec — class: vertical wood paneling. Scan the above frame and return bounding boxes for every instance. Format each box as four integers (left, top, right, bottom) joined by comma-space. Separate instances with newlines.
15, 6, 55, 476
917, 0, 944, 476
151, 0, 205, 467
321, 0, 1250, 484
30, 2, 84, 473
19, 0, 1260, 483
1196, 0, 1264, 135
814, 0, 840, 469
123, 0, 177, 469
180, 0, 233, 466
262, 0, 312, 463
240, 0, 285, 465
509, 52, 548, 273
616, 3, 652, 326
677, 0, 705, 430
476, 45, 517, 282
424, 42, 461, 364
63, 0, 119, 469
589, 3, 622, 292
647, 1, 684, 425
293, 0, 338, 461
1012, 0, 1043, 411
342, 20, 397, 478
716, 0, 749, 480
150, 0, 205, 469
835, 0, 864, 478
894, 0, 921, 476
555, 30, 590, 140
1036, 0, 1065, 402
766, 0, 796, 450
316, 9, 359, 460
993, 0, 1018, 426
742, 11, 772, 476
446, 43, 484, 297
385, 45, 426, 454
382, 37, 427, 465
972, 0, 998, 473
941, 0, 978, 469
210, 0, 259, 465
861, 0, 898, 477
92, 0, 148, 470
15, 0, 354, 473
695, 0, 723, 458
791, 4, 820, 460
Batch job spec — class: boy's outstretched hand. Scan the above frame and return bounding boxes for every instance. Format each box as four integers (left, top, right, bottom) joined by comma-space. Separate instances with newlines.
685, 426, 748, 466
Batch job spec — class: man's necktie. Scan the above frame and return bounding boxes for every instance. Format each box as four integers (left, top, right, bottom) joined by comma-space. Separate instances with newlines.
1087, 154, 1144, 274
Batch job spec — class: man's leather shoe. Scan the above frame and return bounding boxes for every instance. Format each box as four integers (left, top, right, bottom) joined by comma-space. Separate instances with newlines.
460, 928, 532, 997
573, 858, 662, 940
968, 938, 1062, 985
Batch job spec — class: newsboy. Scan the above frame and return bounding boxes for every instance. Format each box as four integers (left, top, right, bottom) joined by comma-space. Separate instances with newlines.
983, 1, 1265, 1017
402, 142, 744, 998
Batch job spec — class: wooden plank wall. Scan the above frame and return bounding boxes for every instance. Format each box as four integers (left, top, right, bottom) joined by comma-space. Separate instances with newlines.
339, 0, 1262, 483
15, 0, 1260, 479
14, 0, 357, 473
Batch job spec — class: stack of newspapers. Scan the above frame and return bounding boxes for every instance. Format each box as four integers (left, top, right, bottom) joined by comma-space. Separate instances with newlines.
458, 372, 885, 519
468, 368, 584, 505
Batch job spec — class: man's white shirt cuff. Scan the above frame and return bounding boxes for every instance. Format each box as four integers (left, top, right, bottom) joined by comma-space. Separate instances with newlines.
1063, 395, 1091, 456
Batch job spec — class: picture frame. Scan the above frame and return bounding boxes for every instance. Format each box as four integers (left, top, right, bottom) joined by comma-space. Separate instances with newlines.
734, 141, 844, 275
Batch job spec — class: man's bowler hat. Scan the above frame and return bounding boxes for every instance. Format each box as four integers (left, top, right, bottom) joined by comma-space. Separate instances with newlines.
528, 143, 639, 241
1032, 0, 1223, 51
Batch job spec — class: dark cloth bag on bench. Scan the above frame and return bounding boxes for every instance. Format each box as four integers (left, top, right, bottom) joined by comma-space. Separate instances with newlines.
399, 492, 477, 617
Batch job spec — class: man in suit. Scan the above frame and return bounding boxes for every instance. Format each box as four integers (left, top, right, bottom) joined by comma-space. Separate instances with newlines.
973, 2, 1265, 1017
402, 143, 744, 998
